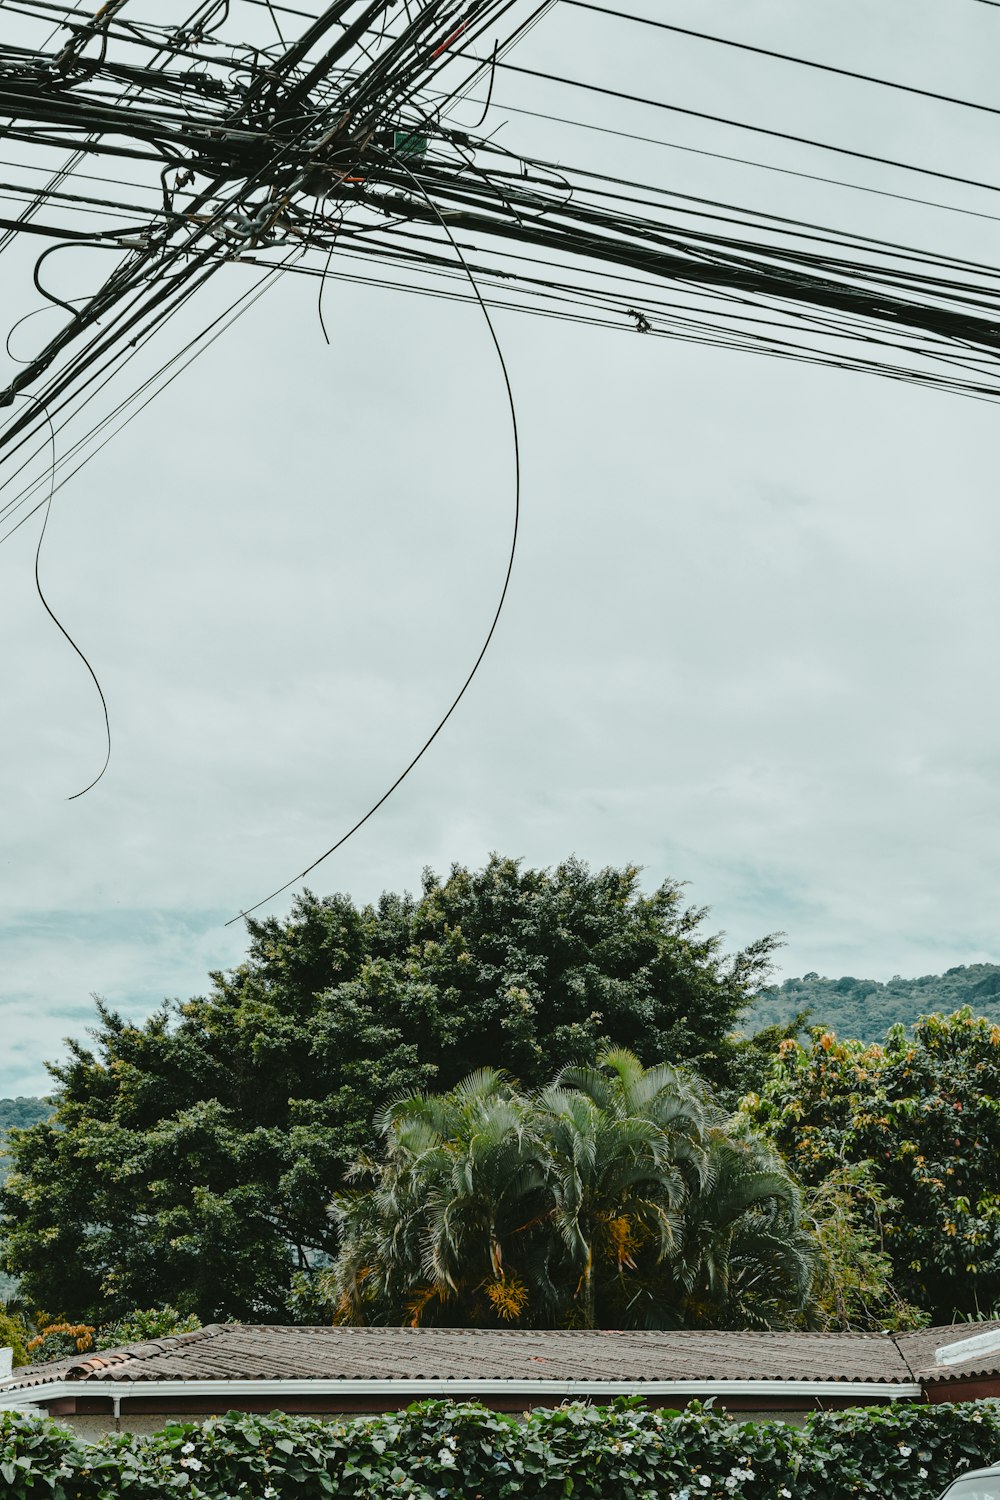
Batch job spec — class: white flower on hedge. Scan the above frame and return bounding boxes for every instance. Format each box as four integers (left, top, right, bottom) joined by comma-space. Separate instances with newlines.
899, 1445, 912, 1456
181, 1442, 196, 1454
438, 1448, 457, 1467
445, 1436, 458, 1450
698, 1476, 712, 1489
179, 1456, 204, 1471
919, 1470, 929, 1479
263, 1487, 278, 1499
724, 1478, 738, 1490
780, 1488, 792, 1498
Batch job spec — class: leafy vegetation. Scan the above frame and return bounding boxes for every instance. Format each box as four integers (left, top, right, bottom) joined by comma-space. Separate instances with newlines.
0, 1098, 50, 1188
2, 1398, 1000, 1500
93, 1305, 202, 1350
0, 856, 778, 1324
751, 963, 1000, 1041
3, 854, 995, 1336
327, 1052, 815, 1330
18, 1307, 202, 1366
802, 1162, 926, 1333
744, 1009, 1000, 1320
0, 1097, 51, 1306
0, 1307, 27, 1366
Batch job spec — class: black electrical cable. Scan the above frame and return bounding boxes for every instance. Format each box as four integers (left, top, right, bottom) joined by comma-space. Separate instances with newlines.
261, 0, 287, 42
0, 255, 297, 547
466, 144, 1000, 283
450, 96, 1000, 231
0, 2, 481, 505
294, 225, 1000, 387
239, 0, 319, 19
24, 394, 113, 798
7, 3, 1000, 520
249, 239, 1000, 412
0, 3, 390, 443
0, 2, 500, 489
8, 0, 1000, 884
228, 151, 522, 923
564, 1, 1000, 121
498, 62, 1000, 198
315, 220, 1000, 360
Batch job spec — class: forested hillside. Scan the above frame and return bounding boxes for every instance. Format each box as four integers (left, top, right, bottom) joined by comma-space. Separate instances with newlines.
0, 1097, 50, 1137
750, 963, 1000, 1040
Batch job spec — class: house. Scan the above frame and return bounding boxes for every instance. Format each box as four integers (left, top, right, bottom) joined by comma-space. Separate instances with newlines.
3, 1322, 1000, 1440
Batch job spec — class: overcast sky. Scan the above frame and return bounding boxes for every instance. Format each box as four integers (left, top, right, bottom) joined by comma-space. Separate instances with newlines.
2, 0, 999, 1096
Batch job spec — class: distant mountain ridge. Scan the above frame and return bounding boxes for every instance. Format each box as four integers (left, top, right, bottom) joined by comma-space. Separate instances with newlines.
0, 1096, 51, 1135
750, 962, 1000, 1043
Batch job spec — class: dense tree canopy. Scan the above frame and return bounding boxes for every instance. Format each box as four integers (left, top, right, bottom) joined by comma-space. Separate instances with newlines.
0, 1096, 51, 1303
0, 1097, 51, 1187
744, 1009, 1000, 1321
327, 1052, 816, 1330
1, 856, 777, 1323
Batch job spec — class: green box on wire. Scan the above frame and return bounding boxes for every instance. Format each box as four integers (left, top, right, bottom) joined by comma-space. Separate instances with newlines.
393, 131, 428, 157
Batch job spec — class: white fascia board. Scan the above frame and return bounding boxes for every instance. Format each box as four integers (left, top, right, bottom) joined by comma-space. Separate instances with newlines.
0, 1377, 923, 1411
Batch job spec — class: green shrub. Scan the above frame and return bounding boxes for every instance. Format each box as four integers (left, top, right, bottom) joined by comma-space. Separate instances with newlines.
20, 1309, 203, 1367
0, 1308, 27, 1367
0, 1397, 999, 1499
94, 1307, 201, 1350
23, 1323, 95, 1365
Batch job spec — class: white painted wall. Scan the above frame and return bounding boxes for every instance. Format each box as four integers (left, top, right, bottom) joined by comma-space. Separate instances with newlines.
0, 1348, 12, 1379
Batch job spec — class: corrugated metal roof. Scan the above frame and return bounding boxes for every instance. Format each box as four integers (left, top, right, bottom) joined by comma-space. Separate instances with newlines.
896, 1321, 1000, 1384
1, 1325, 921, 1391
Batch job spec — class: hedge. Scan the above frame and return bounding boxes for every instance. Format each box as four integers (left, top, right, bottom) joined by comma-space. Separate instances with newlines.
2, 1397, 999, 1499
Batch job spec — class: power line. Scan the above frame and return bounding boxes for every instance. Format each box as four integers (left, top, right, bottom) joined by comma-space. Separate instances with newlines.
459, 96, 1000, 229
28, 396, 112, 799
498, 62, 1000, 198
229, 160, 523, 923
7, 0, 1000, 902
564, 1, 1000, 121
0, 258, 296, 548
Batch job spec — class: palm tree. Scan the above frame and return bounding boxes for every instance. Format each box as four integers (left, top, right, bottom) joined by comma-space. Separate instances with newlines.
330, 1070, 551, 1325
533, 1050, 710, 1326
323, 1052, 818, 1329
669, 1129, 816, 1329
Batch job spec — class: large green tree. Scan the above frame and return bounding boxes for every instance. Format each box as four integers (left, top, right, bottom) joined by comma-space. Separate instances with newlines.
1, 856, 777, 1323
744, 1008, 1000, 1320
328, 1052, 817, 1330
